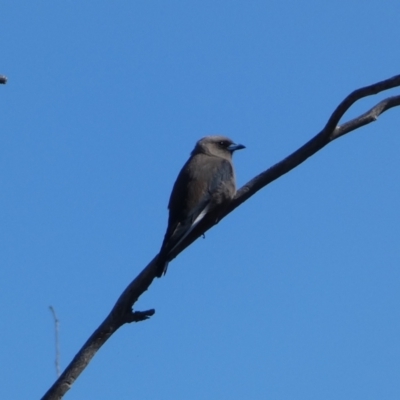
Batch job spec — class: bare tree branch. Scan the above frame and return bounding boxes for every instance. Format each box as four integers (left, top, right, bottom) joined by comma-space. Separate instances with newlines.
49, 306, 61, 378
0, 75, 7, 84
41, 74, 400, 400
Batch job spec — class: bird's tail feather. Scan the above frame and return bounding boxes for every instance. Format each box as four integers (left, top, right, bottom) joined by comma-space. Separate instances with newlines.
155, 254, 169, 278
156, 204, 210, 278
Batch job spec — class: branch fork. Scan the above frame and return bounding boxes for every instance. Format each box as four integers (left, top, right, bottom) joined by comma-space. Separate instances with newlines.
42, 74, 400, 400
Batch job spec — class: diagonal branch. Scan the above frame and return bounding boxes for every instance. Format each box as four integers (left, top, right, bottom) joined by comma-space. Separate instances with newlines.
41, 74, 400, 400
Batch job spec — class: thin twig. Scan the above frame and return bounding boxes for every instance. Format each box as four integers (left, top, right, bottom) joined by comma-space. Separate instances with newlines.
49, 306, 61, 378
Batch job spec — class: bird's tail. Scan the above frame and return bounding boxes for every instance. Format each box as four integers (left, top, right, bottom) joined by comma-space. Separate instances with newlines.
155, 253, 169, 278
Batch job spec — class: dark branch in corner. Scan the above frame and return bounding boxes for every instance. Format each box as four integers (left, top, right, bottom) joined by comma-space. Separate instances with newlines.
0, 75, 7, 84
41, 74, 400, 400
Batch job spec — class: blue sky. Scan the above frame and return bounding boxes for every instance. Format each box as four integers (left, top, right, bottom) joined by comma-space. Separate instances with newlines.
1, 2, 400, 399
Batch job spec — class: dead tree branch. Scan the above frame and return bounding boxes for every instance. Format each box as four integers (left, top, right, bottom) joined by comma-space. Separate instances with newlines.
41, 74, 400, 400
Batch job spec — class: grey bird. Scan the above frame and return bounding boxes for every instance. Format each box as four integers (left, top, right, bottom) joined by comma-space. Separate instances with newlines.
155, 135, 245, 277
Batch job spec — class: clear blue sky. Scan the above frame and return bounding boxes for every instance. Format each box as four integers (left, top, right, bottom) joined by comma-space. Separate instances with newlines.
1, 2, 400, 399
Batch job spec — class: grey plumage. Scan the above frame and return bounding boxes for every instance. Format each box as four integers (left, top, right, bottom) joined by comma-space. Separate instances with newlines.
156, 135, 245, 277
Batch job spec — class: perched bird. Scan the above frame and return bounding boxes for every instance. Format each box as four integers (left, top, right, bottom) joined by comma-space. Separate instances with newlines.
155, 135, 245, 277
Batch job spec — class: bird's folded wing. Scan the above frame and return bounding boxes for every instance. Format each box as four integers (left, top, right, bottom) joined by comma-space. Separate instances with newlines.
161, 157, 234, 259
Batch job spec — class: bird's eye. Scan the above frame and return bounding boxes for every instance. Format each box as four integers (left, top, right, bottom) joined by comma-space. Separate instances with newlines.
219, 141, 227, 146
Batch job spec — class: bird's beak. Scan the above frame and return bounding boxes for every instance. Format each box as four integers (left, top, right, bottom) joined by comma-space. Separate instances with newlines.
227, 143, 246, 152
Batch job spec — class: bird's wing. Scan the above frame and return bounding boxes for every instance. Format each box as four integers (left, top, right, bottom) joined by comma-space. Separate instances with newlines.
161, 156, 234, 257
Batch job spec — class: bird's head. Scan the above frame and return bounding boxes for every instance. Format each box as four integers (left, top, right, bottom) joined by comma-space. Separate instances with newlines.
192, 135, 245, 159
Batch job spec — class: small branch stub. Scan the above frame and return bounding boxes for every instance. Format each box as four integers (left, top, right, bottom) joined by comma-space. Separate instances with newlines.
126, 309, 155, 323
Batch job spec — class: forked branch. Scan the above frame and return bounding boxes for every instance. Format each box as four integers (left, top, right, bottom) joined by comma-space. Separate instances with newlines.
42, 74, 400, 400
